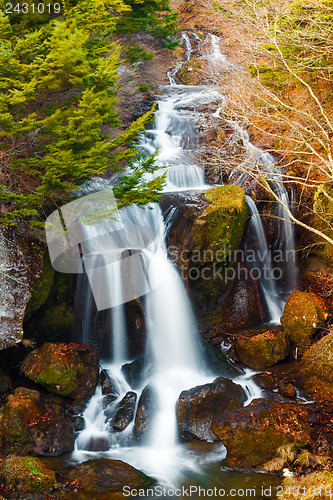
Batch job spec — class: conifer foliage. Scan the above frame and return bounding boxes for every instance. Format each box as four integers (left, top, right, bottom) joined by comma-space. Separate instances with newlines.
0, 0, 166, 228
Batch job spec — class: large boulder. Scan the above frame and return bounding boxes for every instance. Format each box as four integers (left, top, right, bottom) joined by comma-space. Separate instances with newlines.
0, 387, 75, 456
281, 291, 329, 355
0, 230, 48, 350
21, 342, 99, 400
134, 385, 158, 441
176, 377, 247, 441
189, 186, 249, 308
235, 328, 290, 370
67, 458, 155, 494
211, 399, 311, 470
0, 456, 56, 495
111, 391, 137, 432
297, 332, 333, 402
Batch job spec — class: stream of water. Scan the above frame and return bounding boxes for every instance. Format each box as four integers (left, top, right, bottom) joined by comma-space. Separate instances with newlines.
71, 31, 294, 493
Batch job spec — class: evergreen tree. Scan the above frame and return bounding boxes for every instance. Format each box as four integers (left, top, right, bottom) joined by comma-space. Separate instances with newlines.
0, 0, 166, 229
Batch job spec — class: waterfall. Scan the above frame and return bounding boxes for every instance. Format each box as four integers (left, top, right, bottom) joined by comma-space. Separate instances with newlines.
72, 31, 273, 484
246, 196, 284, 323
227, 123, 297, 299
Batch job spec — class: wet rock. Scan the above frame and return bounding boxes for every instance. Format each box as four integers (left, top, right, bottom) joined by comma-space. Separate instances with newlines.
177, 58, 203, 85
100, 369, 118, 396
202, 341, 238, 377
84, 435, 110, 452
121, 357, 145, 389
0, 387, 75, 456
235, 329, 290, 370
176, 377, 247, 441
277, 381, 296, 399
21, 342, 99, 400
112, 391, 137, 432
0, 456, 56, 495
103, 394, 118, 409
281, 291, 329, 355
134, 385, 158, 441
253, 372, 277, 391
211, 399, 311, 470
73, 415, 85, 432
67, 458, 154, 494
297, 332, 333, 402
217, 274, 265, 329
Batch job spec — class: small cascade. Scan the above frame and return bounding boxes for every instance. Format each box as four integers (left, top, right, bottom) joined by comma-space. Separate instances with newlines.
246, 196, 284, 323
227, 123, 297, 299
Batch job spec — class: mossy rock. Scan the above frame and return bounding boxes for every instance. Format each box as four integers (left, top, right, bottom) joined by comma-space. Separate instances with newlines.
0, 456, 56, 494
298, 333, 333, 402
192, 185, 248, 261
0, 387, 74, 456
211, 399, 311, 470
21, 342, 99, 399
25, 252, 55, 321
24, 272, 73, 343
67, 458, 155, 494
281, 291, 329, 354
189, 185, 248, 303
235, 329, 290, 369
177, 58, 203, 85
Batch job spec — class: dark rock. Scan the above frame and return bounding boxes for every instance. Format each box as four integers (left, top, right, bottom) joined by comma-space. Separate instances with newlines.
21, 342, 99, 400
201, 341, 238, 377
253, 372, 277, 391
103, 394, 118, 409
281, 291, 329, 355
176, 377, 247, 441
0, 456, 56, 494
277, 381, 296, 399
211, 399, 311, 470
235, 329, 290, 370
0, 368, 12, 393
121, 357, 145, 389
0, 387, 75, 456
73, 415, 85, 432
134, 385, 158, 441
100, 369, 118, 396
67, 458, 154, 494
112, 391, 137, 431
84, 435, 110, 452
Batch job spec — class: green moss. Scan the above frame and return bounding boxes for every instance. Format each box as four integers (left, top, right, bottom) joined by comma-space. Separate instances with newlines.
2, 456, 55, 494
236, 329, 290, 369
194, 185, 248, 261
281, 291, 328, 354
25, 252, 55, 321
177, 59, 203, 85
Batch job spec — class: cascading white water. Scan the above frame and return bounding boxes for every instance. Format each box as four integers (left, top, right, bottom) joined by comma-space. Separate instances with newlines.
246, 196, 284, 323
226, 122, 297, 298
72, 31, 271, 485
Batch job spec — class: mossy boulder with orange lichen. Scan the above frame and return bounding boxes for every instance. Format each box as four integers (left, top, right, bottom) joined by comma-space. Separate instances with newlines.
298, 332, 333, 402
281, 291, 329, 355
0, 456, 56, 494
0, 387, 74, 456
21, 343, 99, 400
177, 58, 203, 85
68, 458, 155, 494
211, 399, 311, 470
235, 329, 290, 370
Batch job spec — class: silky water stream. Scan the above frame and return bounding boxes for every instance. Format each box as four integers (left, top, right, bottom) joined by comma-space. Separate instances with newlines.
70, 32, 287, 497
